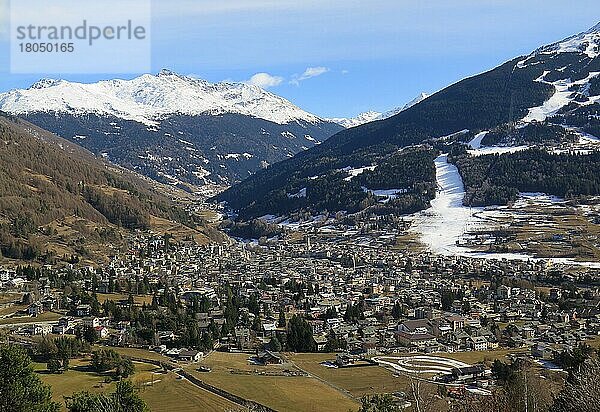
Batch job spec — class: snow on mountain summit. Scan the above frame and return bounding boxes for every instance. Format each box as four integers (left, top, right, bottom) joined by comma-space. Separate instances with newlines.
520, 21, 600, 66
379, 92, 430, 119
0, 70, 323, 126
328, 92, 429, 128
327, 111, 382, 128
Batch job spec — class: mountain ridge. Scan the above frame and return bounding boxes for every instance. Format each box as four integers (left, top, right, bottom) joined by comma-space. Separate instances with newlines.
0, 69, 325, 126
327, 92, 430, 128
0, 71, 343, 190
217, 22, 600, 219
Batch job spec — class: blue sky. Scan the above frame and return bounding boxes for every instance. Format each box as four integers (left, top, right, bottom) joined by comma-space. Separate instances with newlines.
0, 0, 598, 117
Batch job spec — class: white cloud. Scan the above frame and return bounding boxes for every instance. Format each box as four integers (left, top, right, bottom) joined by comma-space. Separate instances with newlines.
290, 66, 330, 85
245, 72, 284, 88
299, 66, 329, 80
341, 69, 349, 75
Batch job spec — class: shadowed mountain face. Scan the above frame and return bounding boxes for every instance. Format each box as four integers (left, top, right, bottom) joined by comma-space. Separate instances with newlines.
217, 22, 600, 219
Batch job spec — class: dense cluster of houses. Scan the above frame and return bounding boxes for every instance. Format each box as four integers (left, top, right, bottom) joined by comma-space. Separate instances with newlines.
1, 216, 599, 365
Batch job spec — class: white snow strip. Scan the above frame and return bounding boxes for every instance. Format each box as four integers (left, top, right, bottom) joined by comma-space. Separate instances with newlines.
411, 154, 483, 255
342, 165, 376, 181
287, 188, 307, 198
468, 131, 488, 149
411, 155, 600, 268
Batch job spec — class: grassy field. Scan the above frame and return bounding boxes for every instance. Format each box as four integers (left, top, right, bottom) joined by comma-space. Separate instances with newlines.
35, 357, 123, 408
190, 351, 359, 412
0, 303, 27, 317
0, 310, 63, 325
0, 292, 22, 304
95, 293, 154, 306
289, 353, 410, 398
137, 372, 239, 412
36, 356, 237, 411
99, 345, 172, 363
150, 216, 210, 245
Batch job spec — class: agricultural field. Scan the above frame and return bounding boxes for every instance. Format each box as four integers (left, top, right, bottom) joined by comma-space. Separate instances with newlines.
0, 310, 63, 325
0, 303, 27, 317
0, 292, 22, 304
137, 372, 238, 412
96, 345, 172, 363
95, 293, 154, 306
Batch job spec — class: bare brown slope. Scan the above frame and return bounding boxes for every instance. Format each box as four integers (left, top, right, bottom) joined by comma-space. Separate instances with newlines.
0, 112, 219, 265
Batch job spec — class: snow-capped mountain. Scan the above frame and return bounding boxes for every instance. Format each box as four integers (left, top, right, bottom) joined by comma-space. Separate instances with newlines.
328, 92, 429, 128
527, 21, 600, 60
379, 92, 430, 119
327, 111, 382, 128
0, 69, 323, 126
0, 70, 342, 192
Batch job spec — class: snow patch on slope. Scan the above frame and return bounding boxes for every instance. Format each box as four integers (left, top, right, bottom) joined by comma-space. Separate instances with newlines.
521, 72, 600, 123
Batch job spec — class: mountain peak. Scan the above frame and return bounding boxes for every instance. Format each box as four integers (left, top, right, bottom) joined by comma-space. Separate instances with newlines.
327, 92, 430, 128
29, 78, 62, 90
157, 68, 177, 76
0, 72, 324, 126
586, 21, 600, 34
525, 21, 600, 61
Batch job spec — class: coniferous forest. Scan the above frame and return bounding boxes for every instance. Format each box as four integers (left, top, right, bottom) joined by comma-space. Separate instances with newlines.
0, 113, 192, 260
453, 149, 600, 207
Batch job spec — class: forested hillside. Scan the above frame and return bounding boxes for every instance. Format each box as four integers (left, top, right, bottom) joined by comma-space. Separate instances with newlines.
453, 148, 600, 207
231, 146, 437, 219
217, 57, 554, 217
0, 113, 196, 263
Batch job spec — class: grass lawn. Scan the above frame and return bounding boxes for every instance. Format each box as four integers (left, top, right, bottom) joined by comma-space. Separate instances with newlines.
99, 345, 172, 363
35, 357, 121, 409
0, 292, 22, 304
0, 310, 62, 325
289, 353, 410, 398
0, 304, 27, 317
36, 356, 236, 411
585, 335, 600, 347
192, 351, 359, 412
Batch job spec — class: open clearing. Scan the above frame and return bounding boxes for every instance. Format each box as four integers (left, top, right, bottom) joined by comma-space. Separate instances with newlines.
95, 293, 154, 306
0, 310, 62, 325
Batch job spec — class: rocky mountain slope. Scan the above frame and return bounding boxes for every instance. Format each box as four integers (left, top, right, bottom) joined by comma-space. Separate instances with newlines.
0, 70, 342, 192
